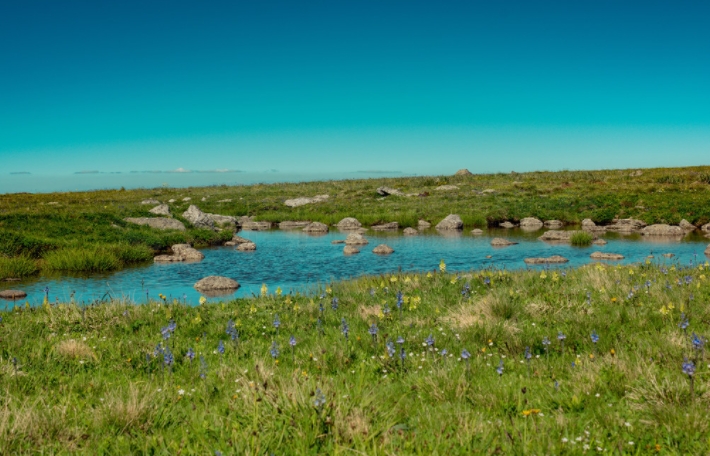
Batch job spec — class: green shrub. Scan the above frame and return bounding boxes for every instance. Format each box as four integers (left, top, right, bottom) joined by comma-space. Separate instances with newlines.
570, 231, 593, 246
0, 231, 56, 258
43, 246, 121, 272
109, 244, 154, 264
0, 255, 39, 279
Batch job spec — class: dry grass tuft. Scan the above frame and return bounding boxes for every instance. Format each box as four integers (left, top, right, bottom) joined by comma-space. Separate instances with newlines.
97, 384, 156, 433
55, 339, 96, 361
357, 305, 381, 321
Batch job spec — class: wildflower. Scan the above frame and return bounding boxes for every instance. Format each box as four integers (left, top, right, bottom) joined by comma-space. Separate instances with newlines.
439, 259, 446, 273
341, 318, 349, 340
368, 324, 378, 340
273, 314, 281, 329
369, 288, 376, 296
557, 332, 566, 341
425, 334, 435, 348
440, 348, 448, 357
217, 340, 225, 355
396, 291, 403, 310
386, 341, 396, 357
396, 336, 405, 345
591, 331, 599, 344
461, 349, 471, 360
226, 320, 238, 342
186, 348, 195, 363
270, 341, 280, 359
399, 347, 406, 361
163, 347, 174, 367
261, 283, 268, 296
199, 296, 207, 305
539, 272, 547, 280
524, 346, 532, 361
199, 356, 207, 379
483, 277, 490, 286
178, 389, 185, 396
678, 313, 689, 331
691, 333, 704, 351
153, 343, 164, 357
289, 335, 297, 347
331, 297, 339, 311
314, 388, 326, 409
496, 359, 504, 376
276, 286, 282, 296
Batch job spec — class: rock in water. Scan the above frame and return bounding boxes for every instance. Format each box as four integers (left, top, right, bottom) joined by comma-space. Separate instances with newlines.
435, 214, 463, 230
544, 220, 563, 228
241, 220, 272, 230
519, 217, 544, 229
182, 205, 215, 230
523, 255, 569, 264
303, 222, 329, 233
593, 239, 607, 245
149, 204, 171, 216
124, 217, 186, 231
371, 222, 399, 231
499, 221, 516, 229
194, 276, 240, 292
418, 220, 432, 229
336, 217, 362, 230
154, 255, 184, 262
403, 227, 418, 235
345, 233, 369, 245
470, 228, 484, 235
372, 244, 394, 254
171, 244, 205, 261
236, 242, 257, 251
343, 245, 360, 255
279, 221, 311, 229
491, 238, 518, 246
590, 252, 625, 260
640, 224, 685, 237
606, 218, 646, 233
679, 219, 695, 231
0, 290, 27, 299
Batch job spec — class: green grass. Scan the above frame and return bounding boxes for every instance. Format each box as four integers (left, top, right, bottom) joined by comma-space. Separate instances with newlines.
0, 256, 39, 279
570, 231, 594, 246
1, 261, 710, 453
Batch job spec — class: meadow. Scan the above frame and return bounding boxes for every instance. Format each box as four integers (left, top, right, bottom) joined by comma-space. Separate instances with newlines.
1, 259, 709, 454
1, 165, 710, 278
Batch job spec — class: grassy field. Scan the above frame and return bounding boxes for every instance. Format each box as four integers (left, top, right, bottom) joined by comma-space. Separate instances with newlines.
1, 260, 710, 454
1, 165, 710, 278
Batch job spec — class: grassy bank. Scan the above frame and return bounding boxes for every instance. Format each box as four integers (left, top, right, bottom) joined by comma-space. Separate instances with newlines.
1, 165, 710, 277
1, 261, 709, 453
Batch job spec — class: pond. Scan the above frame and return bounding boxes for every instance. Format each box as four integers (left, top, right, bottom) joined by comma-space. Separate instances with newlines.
2, 228, 709, 307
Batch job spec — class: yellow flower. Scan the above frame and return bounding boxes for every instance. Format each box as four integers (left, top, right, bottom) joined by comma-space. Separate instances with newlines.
659, 306, 669, 315
404, 276, 411, 283
249, 305, 257, 314
439, 259, 446, 273
611, 297, 617, 303
539, 272, 547, 279
276, 287, 282, 296
450, 277, 457, 284
667, 303, 675, 310
199, 296, 207, 305
390, 276, 398, 283
628, 269, 634, 275
426, 272, 433, 278
193, 315, 202, 323
610, 348, 615, 357
551, 272, 559, 282
293, 304, 300, 312
325, 287, 332, 294
284, 296, 292, 304
260, 283, 268, 296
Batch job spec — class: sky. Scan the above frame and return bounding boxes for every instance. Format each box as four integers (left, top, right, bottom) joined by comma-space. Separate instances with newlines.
1, 0, 709, 184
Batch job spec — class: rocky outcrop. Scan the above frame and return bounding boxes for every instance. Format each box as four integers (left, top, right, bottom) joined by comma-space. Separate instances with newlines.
524, 255, 569, 265
154, 255, 184, 262
418, 220, 432, 229
336, 217, 362, 230
149, 204, 171, 216
343, 245, 360, 255
376, 187, 403, 197
182, 205, 215, 230
303, 222, 329, 233
435, 185, 459, 191
403, 227, 418, 235
345, 233, 369, 245
194, 276, 240, 292
124, 217, 186, 231
206, 213, 238, 228
435, 214, 463, 230
640, 224, 685, 237
236, 242, 257, 251
372, 244, 394, 254
606, 218, 646, 233
241, 220, 272, 230
679, 219, 695, 231
491, 238, 517, 246
499, 221, 516, 229
544, 220, 564, 229
470, 228, 483, 235
284, 194, 329, 208
371, 222, 399, 231
0, 290, 27, 299
581, 219, 606, 233
278, 221, 311, 230
141, 199, 160, 205
224, 235, 251, 246
455, 169, 473, 176
171, 244, 205, 261
519, 217, 544, 229
590, 252, 625, 260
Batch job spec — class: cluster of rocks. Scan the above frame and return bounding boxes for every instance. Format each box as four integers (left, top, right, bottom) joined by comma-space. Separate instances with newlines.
154, 244, 205, 262
538, 230, 597, 242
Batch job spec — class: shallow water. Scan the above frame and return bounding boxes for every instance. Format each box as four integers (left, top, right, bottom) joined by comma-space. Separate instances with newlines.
1, 228, 708, 307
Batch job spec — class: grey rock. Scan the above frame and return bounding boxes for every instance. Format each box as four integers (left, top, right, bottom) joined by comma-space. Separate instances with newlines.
524, 255, 569, 265
593, 239, 607, 245
303, 222, 329, 233
336, 217, 362, 230
679, 219, 695, 231
544, 220, 564, 228
376, 187, 403, 196
435, 214, 463, 230
168, 199, 176, 203
279, 221, 311, 229
149, 204, 171, 216
372, 244, 394, 254
435, 185, 459, 191
662, 253, 675, 258
606, 218, 646, 233
206, 213, 238, 228
519, 217, 544, 229
403, 227, 418, 236
331, 240, 345, 244
124, 217, 186, 231
470, 228, 484, 235
491, 237, 517, 246
700, 223, 710, 233
154, 255, 184, 262
590, 252, 625, 260
171, 244, 205, 261
0, 289, 27, 299
640, 224, 685, 237
539, 230, 596, 242
241, 220, 272, 231
345, 233, 369, 245
629, 170, 643, 177
371, 222, 399, 231
455, 169, 473, 176
343, 245, 360, 255
194, 276, 240, 292
182, 197, 191, 202
499, 221, 516, 229
217, 199, 232, 203
418, 220, 432, 229
141, 198, 160, 205
284, 194, 329, 208
236, 242, 257, 251
182, 205, 215, 230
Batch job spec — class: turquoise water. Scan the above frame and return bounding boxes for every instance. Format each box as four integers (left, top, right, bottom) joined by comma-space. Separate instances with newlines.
1, 228, 708, 307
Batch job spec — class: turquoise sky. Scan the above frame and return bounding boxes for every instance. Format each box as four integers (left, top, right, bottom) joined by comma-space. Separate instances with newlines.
1, 1, 709, 178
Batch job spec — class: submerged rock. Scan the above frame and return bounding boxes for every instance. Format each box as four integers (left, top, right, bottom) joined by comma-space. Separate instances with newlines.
705, 244, 710, 256
544, 220, 564, 229
590, 252, 625, 260
242, 220, 272, 230
524, 255, 569, 265
435, 214, 463, 230
372, 244, 394, 254
662, 253, 675, 258
418, 220, 432, 229
470, 228, 484, 235
124, 217, 186, 231
499, 221, 516, 229
194, 276, 240, 292
538, 230, 596, 242
593, 239, 607, 246
403, 227, 418, 236
491, 238, 517, 246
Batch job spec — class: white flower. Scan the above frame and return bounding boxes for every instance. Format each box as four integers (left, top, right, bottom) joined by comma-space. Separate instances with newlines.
561, 438, 568, 443
628, 441, 634, 446
157, 388, 162, 392
178, 389, 185, 395
595, 393, 600, 397
624, 422, 631, 427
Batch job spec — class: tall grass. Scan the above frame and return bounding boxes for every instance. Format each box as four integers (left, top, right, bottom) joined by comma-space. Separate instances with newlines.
43, 246, 121, 272
570, 231, 593, 246
0, 255, 39, 279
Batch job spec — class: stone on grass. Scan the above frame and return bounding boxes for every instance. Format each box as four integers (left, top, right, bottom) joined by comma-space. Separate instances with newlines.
524, 255, 569, 265
376, 187, 403, 196
124, 217, 186, 231
372, 244, 394, 254
679, 219, 695, 231
590, 252, 625, 260
284, 194, 329, 208
455, 169, 473, 176
141, 199, 160, 205
435, 214, 463, 230
149, 204, 171, 216
182, 205, 215, 230
491, 238, 517, 246
435, 185, 459, 191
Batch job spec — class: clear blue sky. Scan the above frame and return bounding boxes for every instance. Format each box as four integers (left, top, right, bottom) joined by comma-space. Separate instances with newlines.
1, 0, 709, 176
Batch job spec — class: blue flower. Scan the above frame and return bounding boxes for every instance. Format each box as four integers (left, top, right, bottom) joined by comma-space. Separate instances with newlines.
542, 336, 551, 347
399, 347, 406, 361
314, 388, 326, 408
524, 346, 532, 360
226, 320, 238, 341
167, 319, 176, 333
682, 358, 695, 377
678, 313, 689, 330
273, 314, 281, 329
461, 349, 471, 360
186, 347, 195, 362
331, 297, 339, 311
289, 335, 297, 347
483, 277, 490, 286
396, 336, 405, 345
425, 334, 435, 347
369, 288, 376, 297
153, 343, 163, 357
270, 341, 280, 359
341, 318, 350, 339
199, 356, 207, 379
386, 341, 396, 357
496, 360, 504, 376
591, 331, 599, 344
217, 340, 225, 355
691, 333, 704, 351
368, 324, 379, 336
396, 291, 403, 309
163, 347, 174, 366
557, 332, 566, 341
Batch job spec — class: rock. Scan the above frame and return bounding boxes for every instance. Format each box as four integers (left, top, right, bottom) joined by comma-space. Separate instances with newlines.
171, 244, 205, 261
629, 170, 643, 177
700, 223, 710, 233
124, 217, 186, 231
236, 242, 256, 251
182, 205, 215, 230
544, 220, 564, 228
499, 221, 515, 229
230, 235, 251, 244
538, 230, 596, 242
149, 204, 171, 216
418, 220, 432, 229
168, 199, 176, 203
470, 228, 484, 235
345, 233, 369, 245
679, 219, 695, 231
241, 220, 271, 230
284, 194, 329, 207
435, 214, 463, 230
154, 255, 184, 262
403, 227, 418, 236
182, 197, 191, 202
278, 221, 311, 229
593, 239, 607, 246
606, 218, 646, 233
376, 187, 403, 196
372, 244, 394, 254
662, 253, 675, 258
455, 169, 473, 176
705, 244, 710, 256
0, 290, 27, 299
524, 255, 569, 265
194, 276, 240, 292
206, 213, 238, 228
371, 222, 399, 231
201, 197, 207, 202
331, 240, 345, 244
590, 252, 625, 260
491, 238, 517, 246
519, 217, 544, 229
581, 219, 607, 232
336, 217, 362, 230
640, 224, 685, 237
303, 222, 329, 233
141, 198, 160, 205
435, 185, 459, 191
343, 245, 360, 255
481, 189, 496, 194
485, 255, 492, 259
217, 199, 232, 203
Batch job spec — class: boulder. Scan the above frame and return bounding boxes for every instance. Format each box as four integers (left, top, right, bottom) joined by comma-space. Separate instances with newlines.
606, 218, 646, 233
435, 185, 459, 191
491, 238, 517, 246
336, 217, 362, 230
141, 198, 160, 205
149, 204, 171, 216
435, 214, 463, 230
284, 194, 329, 208
455, 169, 473, 176
519, 217, 544, 229
182, 205, 215, 230
345, 233, 369, 245
194, 276, 240, 292
154, 255, 184, 262
679, 219, 695, 231
499, 221, 516, 229
376, 187, 403, 197
403, 227, 418, 236
124, 217, 186, 231
171, 244, 205, 261
182, 197, 191, 202
544, 220, 564, 229
0, 289, 27, 299
206, 213, 238, 228
241, 220, 272, 231
279, 221, 311, 230
470, 228, 484, 235
217, 199, 232, 203
700, 223, 710, 233
237, 242, 257, 251
640, 224, 685, 237
371, 222, 399, 231
538, 230, 596, 242
230, 235, 251, 244
593, 239, 607, 246
524, 255, 569, 265
590, 252, 625, 260
303, 222, 329, 233
343, 245, 360, 255
372, 244, 394, 254
418, 220, 432, 229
